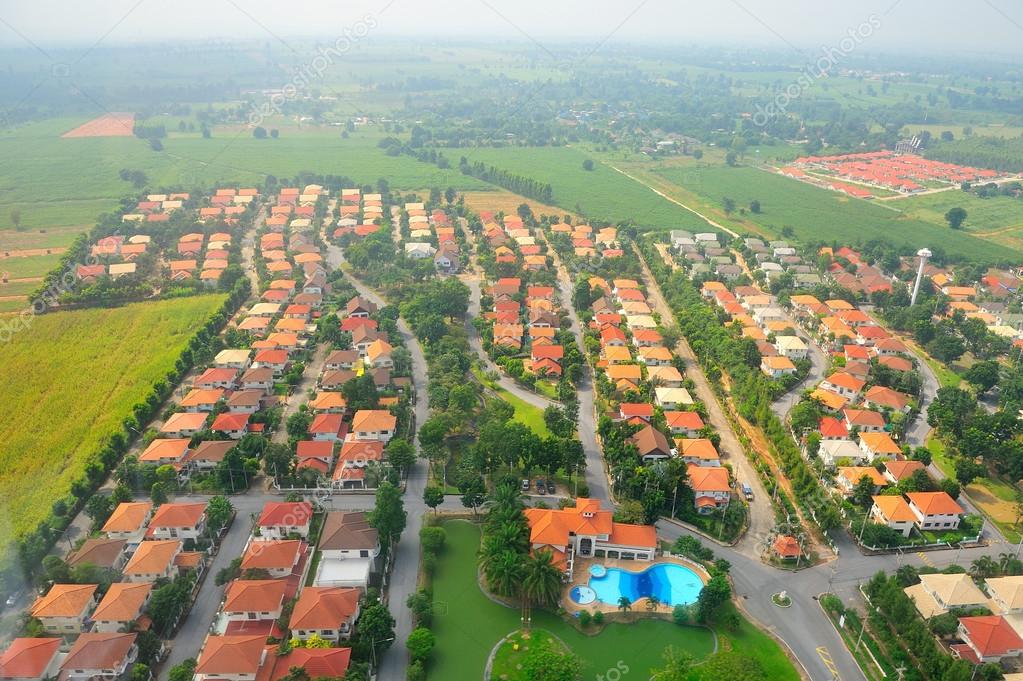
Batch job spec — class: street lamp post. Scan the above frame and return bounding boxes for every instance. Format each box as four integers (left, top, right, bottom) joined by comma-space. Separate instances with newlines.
370, 637, 395, 671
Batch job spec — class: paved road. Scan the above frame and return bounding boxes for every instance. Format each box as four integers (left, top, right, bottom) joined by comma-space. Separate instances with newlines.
461, 273, 554, 412
547, 247, 609, 504
635, 245, 775, 557
326, 242, 430, 681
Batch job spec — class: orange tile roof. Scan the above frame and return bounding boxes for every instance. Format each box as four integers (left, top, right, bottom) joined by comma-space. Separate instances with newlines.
352, 409, 396, 433
687, 465, 729, 493
241, 539, 302, 570
811, 388, 849, 411
524, 498, 615, 547
31, 584, 97, 618
258, 501, 313, 528
824, 372, 865, 392
196, 635, 266, 676
839, 466, 887, 487
772, 535, 801, 558
123, 540, 180, 575
607, 523, 657, 548
959, 616, 1023, 657
290, 587, 360, 630
907, 491, 964, 516
150, 502, 206, 529
0, 638, 61, 678
102, 502, 152, 533
60, 633, 136, 672
224, 579, 287, 613
884, 460, 925, 481
859, 432, 901, 456
92, 583, 152, 622
677, 438, 719, 461
872, 495, 916, 522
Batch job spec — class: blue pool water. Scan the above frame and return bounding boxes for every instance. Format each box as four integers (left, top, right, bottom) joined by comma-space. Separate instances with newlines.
588, 563, 703, 606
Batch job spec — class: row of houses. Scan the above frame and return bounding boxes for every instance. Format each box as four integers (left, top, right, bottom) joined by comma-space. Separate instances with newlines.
189, 501, 382, 681
331, 187, 385, 240
401, 201, 460, 273
587, 273, 730, 515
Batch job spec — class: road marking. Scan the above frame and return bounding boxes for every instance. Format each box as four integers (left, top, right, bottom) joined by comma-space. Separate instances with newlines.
917, 551, 933, 567
816, 646, 840, 679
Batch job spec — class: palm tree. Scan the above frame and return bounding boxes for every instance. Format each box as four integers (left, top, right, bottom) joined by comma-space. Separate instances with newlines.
488, 483, 524, 512
488, 521, 528, 555
646, 595, 660, 611
522, 550, 564, 609
971, 555, 998, 579
484, 550, 523, 597
618, 596, 632, 614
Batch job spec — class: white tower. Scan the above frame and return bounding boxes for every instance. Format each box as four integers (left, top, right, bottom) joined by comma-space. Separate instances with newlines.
910, 248, 931, 306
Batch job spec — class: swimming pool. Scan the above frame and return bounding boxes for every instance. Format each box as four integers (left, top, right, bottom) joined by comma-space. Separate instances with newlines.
588, 563, 703, 606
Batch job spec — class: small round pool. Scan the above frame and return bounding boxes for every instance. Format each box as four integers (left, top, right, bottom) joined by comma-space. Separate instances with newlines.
570, 585, 596, 605
589, 564, 607, 578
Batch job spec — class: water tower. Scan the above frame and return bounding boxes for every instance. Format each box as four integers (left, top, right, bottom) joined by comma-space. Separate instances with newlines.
910, 248, 932, 306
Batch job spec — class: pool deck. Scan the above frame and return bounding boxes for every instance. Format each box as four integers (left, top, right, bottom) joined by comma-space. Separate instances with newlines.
562, 554, 710, 615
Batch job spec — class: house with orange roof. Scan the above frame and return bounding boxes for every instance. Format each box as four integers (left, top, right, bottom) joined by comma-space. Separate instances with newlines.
907, 492, 963, 531
180, 388, 226, 413
195, 366, 240, 390
677, 438, 720, 467
863, 385, 912, 413
211, 412, 251, 439
160, 411, 208, 438
365, 339, 393, 368
761, 355, 796, 378
858, 432, 902, 460
687, 465, 731, 514
957, 616, 1023, 663
836, 466, 887, 495
523, 498, 656, 578
240, 539, 303, 578
601, 345, 633, 365
810, 388, 849, 413
309, 413, 345, 442
843, 408, 886, 433
772, 535, 802, 561
148, 502, 207, 540
883, 460, 926, 485
870, 495, 916, 537
102, 502, 152, 543
223, 579, 287, 623
123, 540, 182, 582
820, 372, 865, 402
350, 410, 396, 442
257, 502, 313, 539
0, 638, 62, 680
638, 346, 673, 366
59, 633, 138, 681
194, 635, 267, 681
92, 582, 152, 633
290, 587, 361, 641
665, 411, 704, 437
137, 438, 190, 466
31, 584, 97, 633
648, 365, 684, 387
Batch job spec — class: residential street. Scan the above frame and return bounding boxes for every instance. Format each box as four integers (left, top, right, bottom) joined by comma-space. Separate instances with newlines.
325, 242, 430, 681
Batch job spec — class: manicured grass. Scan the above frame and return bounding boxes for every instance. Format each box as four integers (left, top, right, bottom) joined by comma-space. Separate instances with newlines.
713, 604, 801, 681
0, 253, 62, 279
0, 295, 226, 548
653, 165, 1016, 262
429, 520, 717, 680
928, 436, 1022, 543
491, 629, 561, 681
495, 387, 551, 437
446, 145, 712, 232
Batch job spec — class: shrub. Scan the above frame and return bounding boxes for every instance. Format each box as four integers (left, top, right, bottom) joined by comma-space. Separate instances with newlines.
579, 610, 592, 627
593, 610, 604, 625
419, 526, 446, 555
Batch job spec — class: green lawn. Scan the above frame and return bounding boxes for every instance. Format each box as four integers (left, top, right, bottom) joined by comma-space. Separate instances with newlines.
430, 520, 718, 680
472, 366, 551, 437
652, 165, 1016, 262
898, 190, 1023, 234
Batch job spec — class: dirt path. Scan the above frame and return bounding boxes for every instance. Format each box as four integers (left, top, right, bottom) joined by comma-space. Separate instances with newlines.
605, 164, 739, 238
0, 248, 67, 258
634, 243, 775, 556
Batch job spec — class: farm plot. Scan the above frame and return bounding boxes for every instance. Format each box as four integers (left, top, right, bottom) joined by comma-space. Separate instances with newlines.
61, 112, 135, 138
0, 295, 225, 552
654, 165, 1017, 262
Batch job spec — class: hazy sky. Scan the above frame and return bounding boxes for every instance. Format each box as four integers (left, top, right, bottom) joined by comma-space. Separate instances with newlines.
2, 0, 1023, 57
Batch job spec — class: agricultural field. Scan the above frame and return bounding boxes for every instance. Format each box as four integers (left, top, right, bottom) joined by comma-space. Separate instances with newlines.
447, 145, 714, 233
653, 165, 1018, 262
895, 190, 1023, 250
459, 189, 575, 221
0, 295, 225, 554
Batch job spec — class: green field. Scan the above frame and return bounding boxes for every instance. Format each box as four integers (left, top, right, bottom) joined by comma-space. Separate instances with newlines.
430, 520, 718, 680
654, 165, 1018, 262
448, 145, 714, 232
896, 190, 1023, 249
0, 295, 225, 546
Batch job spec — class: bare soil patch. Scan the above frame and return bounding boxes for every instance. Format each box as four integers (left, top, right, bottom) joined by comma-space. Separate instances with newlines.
61, 113, 135, 138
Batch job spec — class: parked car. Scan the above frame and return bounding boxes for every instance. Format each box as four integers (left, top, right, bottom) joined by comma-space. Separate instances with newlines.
546, 481, 556, 495
741, 483, 754, 501
536, 478, 546, 494
521, 478, 530, 492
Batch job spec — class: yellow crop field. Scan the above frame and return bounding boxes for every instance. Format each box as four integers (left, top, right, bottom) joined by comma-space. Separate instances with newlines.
0, 295, 225, 549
